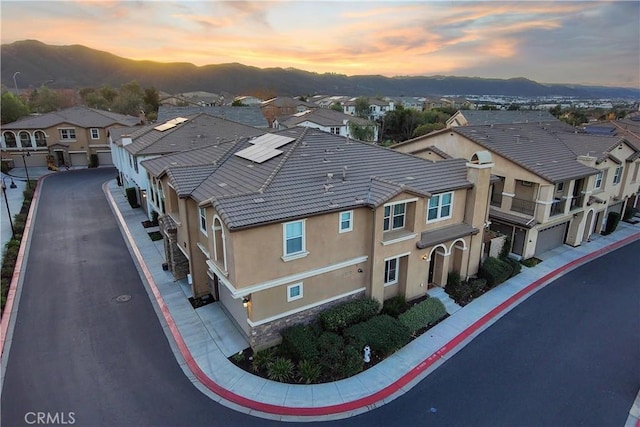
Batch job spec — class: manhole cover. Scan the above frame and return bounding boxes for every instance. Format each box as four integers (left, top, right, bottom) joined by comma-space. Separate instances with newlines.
115, 294, 131, 302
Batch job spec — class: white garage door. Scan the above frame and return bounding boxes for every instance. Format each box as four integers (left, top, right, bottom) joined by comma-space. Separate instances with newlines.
535, 222, 568, 255
97, 151, 113, 166
69, 152, 88, 167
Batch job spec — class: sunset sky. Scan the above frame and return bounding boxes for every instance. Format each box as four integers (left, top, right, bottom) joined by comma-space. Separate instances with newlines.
2, 1, 639, 88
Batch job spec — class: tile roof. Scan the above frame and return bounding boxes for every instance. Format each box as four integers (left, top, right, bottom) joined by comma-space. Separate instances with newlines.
279, 108, 373, 128
453, 123, 599, 182
261, 96, 316, 108
416, 223, 479, 249
584, 119, 640, 152
489, 208, 538, 228
554, 133, 632, 163
454, 110, 560, 126
157, 106, 268, 128
2, 106, 141, 129
147, 127, 474, 230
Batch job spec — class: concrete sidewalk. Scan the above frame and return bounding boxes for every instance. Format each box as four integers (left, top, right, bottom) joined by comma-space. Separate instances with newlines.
103, 177, 640, 422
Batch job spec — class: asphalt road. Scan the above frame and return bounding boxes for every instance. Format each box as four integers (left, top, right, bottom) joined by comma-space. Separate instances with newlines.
1, 168, 638, 426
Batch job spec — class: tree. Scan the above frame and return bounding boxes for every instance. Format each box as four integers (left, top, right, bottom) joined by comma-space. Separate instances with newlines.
348, 123, 375, 142
330, 103, 343, 112
1, 91, 29, 124
143, 87, 160, 116
111, 81, 144, 116
28, 86, 62, 113
354, 97, 370, 118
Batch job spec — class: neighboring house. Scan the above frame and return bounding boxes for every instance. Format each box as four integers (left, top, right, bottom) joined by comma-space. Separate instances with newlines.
233, 95, 263, 106
140, 127, 494, 350
394, 122, 640, 259
1, 106, 141, 168
274, 108, 379, 142
390, 97, 426, 111
157, 106, 269, 128
109, 113, 265, 217
260, 96, 316, 127
446, 110, 559, 128
342, 97, 395, 121
310, 95, 351, 109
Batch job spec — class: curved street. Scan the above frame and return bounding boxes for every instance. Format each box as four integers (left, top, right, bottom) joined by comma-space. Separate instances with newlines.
1, 168, 638, 426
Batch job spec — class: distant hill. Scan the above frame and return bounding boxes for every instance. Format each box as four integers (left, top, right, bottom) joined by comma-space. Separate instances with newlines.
2, 40, 638, 99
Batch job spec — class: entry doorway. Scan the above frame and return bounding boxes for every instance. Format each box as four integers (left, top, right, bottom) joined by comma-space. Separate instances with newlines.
428, 247, 445, 287
55, 150, 65, 166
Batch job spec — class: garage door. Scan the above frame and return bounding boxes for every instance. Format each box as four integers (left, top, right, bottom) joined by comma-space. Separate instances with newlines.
69, 152, 88, 167
535, 222, 568, 255
97, 151, 113, 166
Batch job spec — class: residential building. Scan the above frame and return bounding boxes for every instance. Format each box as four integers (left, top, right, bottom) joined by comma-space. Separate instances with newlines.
445, 110, 559, 128
140, 127, 493, 350
274, 108, 379, 142
1, 106, 140, 168
109, 113, 265, 217
394, 122, 640, 259
260, 96, 316, 127
233, 95, 263, 106
342, 97, 395, 121
157, 106, 269, 129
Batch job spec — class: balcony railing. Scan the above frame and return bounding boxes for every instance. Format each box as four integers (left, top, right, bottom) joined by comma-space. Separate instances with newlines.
511, 197, 535, 215
550, 199, 566, 217
570, 195, 585, 211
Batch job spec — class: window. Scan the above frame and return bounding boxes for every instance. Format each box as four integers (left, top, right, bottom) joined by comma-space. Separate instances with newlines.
3, 132, 17, 148
339, 210, 353, 233
330, 127, 340, 134
427, 192, 453, 222
384, 258, 398, 285
594, 171, 603, 189
633, 163, 640, 182
90, 128, 100, 139
287, 283, 303, 302
556, 182, 564, 192
19, 131, 31, 148
199, 207, 207, 233
521, 180, 532, 187
283, 220, 305, 257
613, 166, 622, 184
383, 203, 406, 231
59, 128, 76, 140
35, 131, 47, 147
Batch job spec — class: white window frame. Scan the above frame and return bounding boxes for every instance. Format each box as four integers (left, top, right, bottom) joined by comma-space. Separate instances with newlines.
339, 210, 353, 233
613, 165, 622, 185
199, 207, 207, 234
287, 282, 303, 302
556, 182, 564, 192
330, 127, 340, 135
282, 219, 307, 261
59, 128, 76, 140
594, 170, 604, 189
427, 192, 453, 223
384, 257, 399, 286
90, 128, 100, 139
383, 202, 406, 232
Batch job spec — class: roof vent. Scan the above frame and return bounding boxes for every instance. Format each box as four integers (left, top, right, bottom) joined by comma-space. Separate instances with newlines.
218, 182, 228, 187
323, 184, 333, 193
253, 198, 265, 203
323, 158, 330, 163
328, 201, 339, 208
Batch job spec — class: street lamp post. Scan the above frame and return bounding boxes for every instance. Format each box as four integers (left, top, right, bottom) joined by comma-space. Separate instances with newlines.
12, 71, 21, 95
1, 177, 16, 241
21, 151, 32, 189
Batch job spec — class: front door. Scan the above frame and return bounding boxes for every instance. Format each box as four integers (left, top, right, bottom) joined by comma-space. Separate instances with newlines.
55, 150, 65, 166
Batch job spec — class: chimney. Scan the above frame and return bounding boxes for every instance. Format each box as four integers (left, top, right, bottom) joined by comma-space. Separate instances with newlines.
342, 166, 348, 181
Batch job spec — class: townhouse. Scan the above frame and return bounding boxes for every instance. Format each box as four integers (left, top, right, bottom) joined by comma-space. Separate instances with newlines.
140, 127, 493, 349
446, 110, 558, 128
1, 106, 140, 168
109, 113, 265, 216
259, 96, 316, 127
394, 121, 640, 259
274, 107, 379, 142
342, 97, 395, 121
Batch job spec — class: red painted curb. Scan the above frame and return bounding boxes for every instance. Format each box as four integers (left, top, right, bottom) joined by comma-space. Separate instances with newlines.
106, 183, 640, 417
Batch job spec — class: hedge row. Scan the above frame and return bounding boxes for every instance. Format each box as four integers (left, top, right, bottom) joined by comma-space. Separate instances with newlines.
398, 298, 447, 333
478, 257, 513, 288
318, 298, 380, 332
445, 278, 488, 305
344, 314, 410, 356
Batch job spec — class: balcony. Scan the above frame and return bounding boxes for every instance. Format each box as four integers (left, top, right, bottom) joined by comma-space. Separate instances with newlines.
550, 199, 566, 217
510, 197, 535, 215
570, 195, 585, 211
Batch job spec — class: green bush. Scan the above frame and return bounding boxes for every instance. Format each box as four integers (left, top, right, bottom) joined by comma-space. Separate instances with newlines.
267, 357, 294, 382
280, 324, 319, 363
603, 211, 621, 235
251, 348, 276, 373
125, 187, 139, 208
623, 206, 638, 221
502, 257, 522, 277
318, 298, 380, 332
317, 332, 345, 380
398, 298, 447, 333
499, 236, 512, 259
298, 359, 321, 384
345, 315, 410, 357
479, 257, 513, 288
447, 270, 461, 287
381, 295, 408, 317
468, 278, 488, 296
339, 345, 364, 378
445, 280, 473, 304
520, 258, 541, 268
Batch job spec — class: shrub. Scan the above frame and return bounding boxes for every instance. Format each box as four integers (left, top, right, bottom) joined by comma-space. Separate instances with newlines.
520, 258, 541, 268
468, 278, 488, 296
151, 210, 159, 225
398, 298, 447, 333
381, 295, 408, 317
280, 324, 319, 363
317, 332, 345, 380
345, 315, 410, 357
339, 345, 364, 378
499, 236, 512, 259
251, 348, 276, 373
603, 211, 621, 235
479, 257, 513, 288
447, 270, 461, 287
267, 357, 294, 382
502, 257, 522, 277
318, 298, 380, 332
445, 279, 473, 305
298, 359, 321, 384
125, 187, 139, 208
89, 154, 99, 168
623, 206, 638, 221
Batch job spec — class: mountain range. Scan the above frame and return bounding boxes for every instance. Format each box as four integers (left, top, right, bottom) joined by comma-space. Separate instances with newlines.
2, 40, 639, 99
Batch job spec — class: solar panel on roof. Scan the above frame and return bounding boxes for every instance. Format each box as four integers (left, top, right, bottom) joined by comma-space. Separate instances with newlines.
234, 144, 283, 163
154, 117, 189, 132
249, 133, 295, 149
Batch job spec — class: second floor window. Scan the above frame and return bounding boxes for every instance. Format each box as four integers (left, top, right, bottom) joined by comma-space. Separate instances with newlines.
199, 207, 207, 233
383, 203, 406, 231
613, 166, 622, 184
284, 220, 305, 256
330, 127, 340, 134
594, 171, 604, 189
339, 211, 353, 233
59, 128, 76, 140
90, 128, 100, 139
428, 192, 453, 222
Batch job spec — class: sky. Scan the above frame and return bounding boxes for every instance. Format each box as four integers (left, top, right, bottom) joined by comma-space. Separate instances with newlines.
1, 1, 639, 88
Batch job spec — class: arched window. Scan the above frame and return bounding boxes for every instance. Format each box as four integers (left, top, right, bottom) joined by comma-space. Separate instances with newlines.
3, 132, 17, 148
35, 131, 47, 147
19, 131, 31, 148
